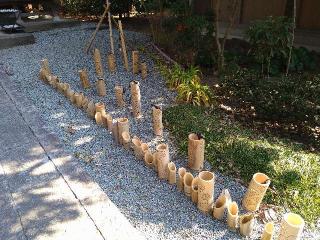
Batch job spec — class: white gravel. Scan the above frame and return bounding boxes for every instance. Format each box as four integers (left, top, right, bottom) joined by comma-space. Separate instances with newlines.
1, 23, 318, 240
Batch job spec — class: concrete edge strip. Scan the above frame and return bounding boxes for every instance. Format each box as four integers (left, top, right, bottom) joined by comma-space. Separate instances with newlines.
0, 75, 146, 240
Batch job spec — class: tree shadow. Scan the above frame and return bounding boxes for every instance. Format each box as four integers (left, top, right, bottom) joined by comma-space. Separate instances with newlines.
0, 141, 100, 240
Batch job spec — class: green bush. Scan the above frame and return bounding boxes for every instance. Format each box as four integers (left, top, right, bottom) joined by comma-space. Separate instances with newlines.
222, 70, 320, 125
161, 15, 215, 66
177, 79, 213, 106
159, 63, 201, 89
246, 16, 292, 76
63, 0, 104, 15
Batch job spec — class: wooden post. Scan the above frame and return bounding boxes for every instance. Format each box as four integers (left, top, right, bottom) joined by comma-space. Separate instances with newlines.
106, 0, 114, 54
132, 51, 139, 74
118, 20, 129, 71
79, 69, 90, 89
85, 4, 110, 53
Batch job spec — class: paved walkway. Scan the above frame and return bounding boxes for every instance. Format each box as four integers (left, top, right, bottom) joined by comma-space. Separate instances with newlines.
0, 72, 145, 240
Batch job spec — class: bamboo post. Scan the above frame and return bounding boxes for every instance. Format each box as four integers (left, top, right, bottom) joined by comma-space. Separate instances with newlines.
141, 62, 148, 79
177, 167, 186, 191
242, 173, 270, 211
95, 112, 103, 125
152, 105, 163, 136
227, 201, 239, 231
75, 92, 84, 108
191, 177, 199, 203
39, 68, 47, 82
152, 152, 158, 172
144, 151, 154, 168
130, 81, 142, 118
86, 100, 96, 119
62, 83, 70, 97
118, 20, 129, 71
132, 136, 142, 159
155, 143, 169, 179
188, 133, 205, 170
96, 78, 107, 96
213, 189, 231, 220
183, 172, 194, 197
82, 96, 89, 110
261, 222, 274, 240
41, 59, 51, 75
122, 132, 131, 150
278, 213, 304, 240
66, 88, 74, 102
167, 162, 176, 184
107, 54, 116, 72
197, 171, 214, 213
115, 85, 126, 107
50, 75, 58, 88
79, 69, 90, 89
95, 102, 106, 115
239, 213, 255, 237
112, 120, 119, 144
70, 90, 76, 104
93, 48, 104, 78
105, 114, 113, 131
117, 117, 130, 145
132, 50, 139, 74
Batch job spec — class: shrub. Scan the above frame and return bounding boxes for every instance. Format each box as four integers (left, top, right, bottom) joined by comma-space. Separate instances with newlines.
158, 63, 213, 106
63, 0, 104, 15
159, 64, 201, 90
222, 69, 320, 126
246, 16, 292, 76
177, 79, 213, 106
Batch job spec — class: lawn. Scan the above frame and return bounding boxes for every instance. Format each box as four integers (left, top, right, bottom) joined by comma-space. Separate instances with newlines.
164, 104, 320, 226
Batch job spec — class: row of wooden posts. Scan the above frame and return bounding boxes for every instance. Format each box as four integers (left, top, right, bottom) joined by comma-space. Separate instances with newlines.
38, 50, 305, 239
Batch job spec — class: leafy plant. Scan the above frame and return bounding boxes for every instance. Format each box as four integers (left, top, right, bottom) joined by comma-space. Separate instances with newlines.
177, 78, 213, 106
289, 47, 317, 72
160, 64, 201, 89
246, 16, 293, 76
222, 69, 320, 126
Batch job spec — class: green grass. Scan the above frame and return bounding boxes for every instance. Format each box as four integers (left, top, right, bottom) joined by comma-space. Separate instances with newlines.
164, 104, 320, 226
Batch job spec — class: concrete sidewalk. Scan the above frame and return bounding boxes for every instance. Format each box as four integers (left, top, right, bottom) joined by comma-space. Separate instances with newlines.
0, 71, 145, 240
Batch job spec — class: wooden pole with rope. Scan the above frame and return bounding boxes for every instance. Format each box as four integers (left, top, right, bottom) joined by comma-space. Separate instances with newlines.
85, 3, 110, 54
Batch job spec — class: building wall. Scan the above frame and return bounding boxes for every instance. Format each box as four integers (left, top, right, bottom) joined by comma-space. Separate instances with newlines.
240, 0, 287, 24
298, 0, 320, 30
193, 0, 320, 30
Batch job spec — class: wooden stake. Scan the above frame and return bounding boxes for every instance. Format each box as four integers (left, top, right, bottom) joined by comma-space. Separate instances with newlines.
118, 20, 129, 71
132, 51, 139, 74
79, 69, 90, 89
85, 4, 110, 54
106, 0, 114, 54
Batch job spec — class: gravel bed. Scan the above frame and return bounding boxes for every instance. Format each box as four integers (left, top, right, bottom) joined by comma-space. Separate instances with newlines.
1, 23, 318, 240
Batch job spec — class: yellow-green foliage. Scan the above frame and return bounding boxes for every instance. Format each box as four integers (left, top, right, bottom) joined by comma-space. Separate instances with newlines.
158, 63, 213, 106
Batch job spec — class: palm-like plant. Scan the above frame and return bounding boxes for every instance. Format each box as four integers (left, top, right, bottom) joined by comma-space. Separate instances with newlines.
177, 78, 213, 107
